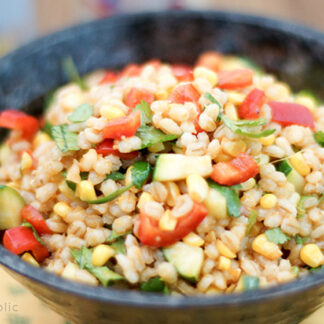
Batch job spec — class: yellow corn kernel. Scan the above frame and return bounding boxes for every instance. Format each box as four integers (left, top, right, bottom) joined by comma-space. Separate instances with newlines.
124, 166, 133, 187
20, 151, 33, 171
77, 180, 97, 201
53, 202, 72, 218
258, 134, 275, 146
138, 192, 154, 210
193, 66, 218, 86
220, 56, 246, 70
21, 252, 39, 267
186, 174, 209, 203
148, 142, 165, 153
222, 139, 247, 157
216, 240, 236, 259
159, 210, 177, 231
183, 232, 204, 247
295, 95, 315, 112
59, 181, 77, 201
100, 105, 125, 121
204, 188, 227, 219
260, 194, 278, 209
218, 256, 231, 270
155, 89, 169, 100
225, 103, 239, 121
91, 244, 115, 267
241, 178, 256, 191
289, 152, 311, 176
227, 91, 245, 105
215, 152, 232, 162
33, 131, 51, 147
252, 234, 282, 260
300, 244, 324, 268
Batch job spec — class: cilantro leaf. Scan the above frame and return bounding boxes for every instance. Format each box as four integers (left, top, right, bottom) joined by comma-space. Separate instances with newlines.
131, 161, 151, 189
110, 238, 127, 255
205, 93, 222, 109
136, 125, 179, 149
43, 121, 54, 138
105, 172, 125, 181
106, 230, 131, 243
133, 101, 152, 125
314, 131, 324, 147
295, 235, 308, 245
246, 210, 258, 235
140, 277, 169, 293
291, 266, 299, 277
51, 124, 79, 153
22, 221, 45, 246
71, 246, 123, 286
265, 228, 291, 244
242, 275, 259, 291
207, 180, 241, 218
67, 103, 93, 123
222, 116, 276, 138
62, 56, 87, 90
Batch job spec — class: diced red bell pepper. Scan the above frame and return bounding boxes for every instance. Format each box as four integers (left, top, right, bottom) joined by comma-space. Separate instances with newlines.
196, 51, 222, 72
102, 110, 141, 140
3, 226, 49, 262
99, 71, 119, 85
238, 88, 267, 119
138, 202, 208, 247
120, 64, 142, 78
96, 139, 139, 160
218, 69, 254, 89
211, 153, 259, 186
171, 64, 193, 81
125, 88, 155, 110
268, 101, 314, 128
169, 83, 201, 105
0, 110, 39, 140
21, 205, 52, 235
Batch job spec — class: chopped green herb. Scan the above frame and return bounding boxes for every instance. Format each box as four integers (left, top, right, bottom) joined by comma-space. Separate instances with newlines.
85, 184, 133, 204
43, 121, 54, 138
222, 116, 275, 138
67, 103, 93, 123
297, 195, 314, 218
136, 125, 179, 149
277, 160, 293, 176
131, 161, 152, 189
22, 221, 45, 246
71, 246, 123, 286
291, 266, 299, 277
314, 131, 324, 147
110, 237, 127, 255
208, 180, 241, 218
310, 265, 324, 273
51, 124, 79, 153
246, 210, 258, 235
140, 277, 169, 293
295, 235, 308, 245
62, 56, 88, 90
242, 275, 259, 291
62, 171, 88, 191
106, 230, 131, 243
265, 227, 291, 244
105, 172, 125, 181
133, 101, 152, 125
204, 92, 222, 109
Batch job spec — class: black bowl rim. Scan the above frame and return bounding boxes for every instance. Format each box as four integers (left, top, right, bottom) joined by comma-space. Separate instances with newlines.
0, 9, 324, 308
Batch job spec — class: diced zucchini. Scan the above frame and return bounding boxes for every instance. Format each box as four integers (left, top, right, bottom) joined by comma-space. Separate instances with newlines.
153, 154, 212, 182
0, 144, 11, 166
0, 185, 25, 230
204, 187, 227, 219
163, 242, 204, 283
277, 160, 305, 194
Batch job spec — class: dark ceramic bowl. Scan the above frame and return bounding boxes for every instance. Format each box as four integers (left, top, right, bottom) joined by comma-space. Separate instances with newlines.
0, 10, 323, 324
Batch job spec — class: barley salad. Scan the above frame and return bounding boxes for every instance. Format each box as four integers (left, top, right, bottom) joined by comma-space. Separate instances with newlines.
0, 52, 323, 295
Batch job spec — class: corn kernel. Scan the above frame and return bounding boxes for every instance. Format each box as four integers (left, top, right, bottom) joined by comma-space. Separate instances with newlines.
77, 180, 97, 201
252, 234, 282, 260
155, 89, 169, 100
204, 188, 227, 219
53, 201, 72, 218
300, 244, 324, 268
0, 144, 11, 165
59, 181, 77, 201
289, 152, 311, 176
295, 95, 315, 112
20, 151, 33, 171
222, 139, 247, 157
125, 166, 133, 187
227, 91, 245, 105
218, 256, 231, 270
100, 105, 125, 121
62, 262, 98, 285
216, 240, 236, 259
21, 252, 39, 267
260, 194, 278, 209
33, 131, 51, 147
193, 66, 218, 86
91, 244, 115, 267
225, 103, 239, 121
138, 192, 154, 210
186, 174, 209, 202
159, 210, 177, 231
215, 152, 232, 162
183, 232, 204, 247
148, 142, 165, 153
258, 134, 275, 146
